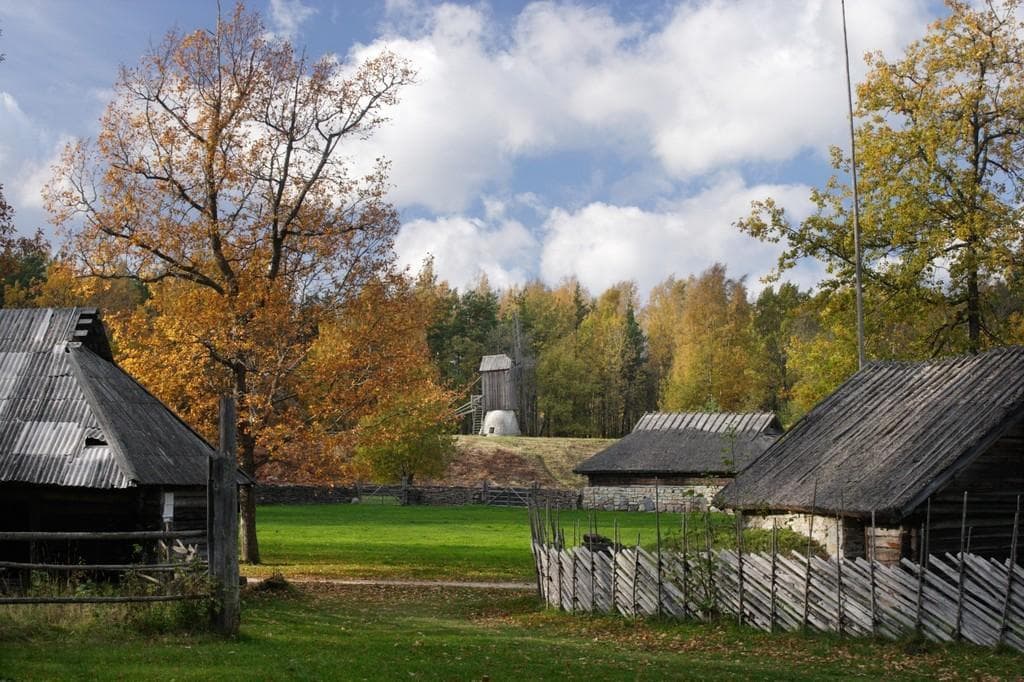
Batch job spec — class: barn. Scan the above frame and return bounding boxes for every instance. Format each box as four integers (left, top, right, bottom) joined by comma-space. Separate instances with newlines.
0, 307, 232, 567
575, 412, 782, 512
716, 348, 1024, 564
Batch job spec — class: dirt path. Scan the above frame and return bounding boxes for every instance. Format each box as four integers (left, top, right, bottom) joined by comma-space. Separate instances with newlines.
246, 576, 535, 591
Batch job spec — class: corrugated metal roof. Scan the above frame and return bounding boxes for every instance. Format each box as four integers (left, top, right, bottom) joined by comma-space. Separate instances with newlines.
0, 308, 216, 489
633, 412, 780, 434
716, 347, 1024, 518
479, 354, 513, 372
574, 412, 782, 476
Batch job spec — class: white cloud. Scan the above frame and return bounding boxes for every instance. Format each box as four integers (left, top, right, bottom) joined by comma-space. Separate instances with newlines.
394, 213, 538, 290
268, 0, 317, 40
0, 92, 65, 230
539, 174, 818, 298
347, 0, 931, 212
394, 175, 821, 298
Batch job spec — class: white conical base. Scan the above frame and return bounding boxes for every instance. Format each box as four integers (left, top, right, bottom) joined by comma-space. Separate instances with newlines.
480, 410, 520, 436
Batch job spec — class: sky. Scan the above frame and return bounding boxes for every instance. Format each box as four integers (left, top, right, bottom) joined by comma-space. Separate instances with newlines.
0, 0, 947, 301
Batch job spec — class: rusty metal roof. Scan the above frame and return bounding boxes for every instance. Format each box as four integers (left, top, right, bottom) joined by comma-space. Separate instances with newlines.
0, 308, 215, 489
716, 347, 1024, 519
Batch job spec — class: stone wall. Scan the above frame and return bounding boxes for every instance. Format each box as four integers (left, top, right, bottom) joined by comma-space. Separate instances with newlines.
256, 483, 580, 509
581, 484, 723, 513
256, 484, 358, 505
743, 512, 886, 559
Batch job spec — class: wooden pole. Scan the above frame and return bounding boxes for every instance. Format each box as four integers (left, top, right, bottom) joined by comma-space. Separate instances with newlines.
999, 495, 1021, 646
704, 508, 716, 613
802, 481, 817, 631
915, 521, 926, 633
589, 511, 596, 613
736, 512, 745, 626
835, 513, 844, 635
632, 531, 642, 619
869, 510, 877, 637
955, 492, 968, 640
209, 395, 240, 635
611, 519, 619, 614
655, 482, 663, 618
770, 519, 778, 633
681, 511, 689, 618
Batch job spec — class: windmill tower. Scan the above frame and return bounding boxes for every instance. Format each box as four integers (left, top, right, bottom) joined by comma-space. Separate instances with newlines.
477, 354, 521, 436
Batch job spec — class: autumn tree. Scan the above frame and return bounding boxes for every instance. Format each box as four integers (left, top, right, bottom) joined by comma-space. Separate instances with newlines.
46, 5, 413, 562
739, 0, 1024, 356
641, 276, 687, 400
661, 264, 756, 411
0, 185, 50, 307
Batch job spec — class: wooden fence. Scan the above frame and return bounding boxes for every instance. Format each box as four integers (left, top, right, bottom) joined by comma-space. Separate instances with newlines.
529, 507, 1024, 652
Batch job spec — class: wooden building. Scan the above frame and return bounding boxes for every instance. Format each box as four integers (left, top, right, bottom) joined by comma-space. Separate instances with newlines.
479, 354, 516, 412
478, 354, 520, 436
716, 348, 1024, 564
0, 308, 238, 566
575, 412, 782, 511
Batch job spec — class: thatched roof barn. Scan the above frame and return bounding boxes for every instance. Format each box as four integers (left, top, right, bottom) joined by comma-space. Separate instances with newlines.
716, 348, 1024, 562
0, 308, 235, 565
576, 412, 782, 512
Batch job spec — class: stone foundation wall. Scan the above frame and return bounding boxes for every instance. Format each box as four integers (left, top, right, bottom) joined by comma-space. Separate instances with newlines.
743, 512, 882, 559
581, 484, 723, 513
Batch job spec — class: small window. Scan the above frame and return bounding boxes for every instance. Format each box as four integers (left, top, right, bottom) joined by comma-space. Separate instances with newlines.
489, 427, 495, 434
162, 492, 175, 523
85, 436, 107, 447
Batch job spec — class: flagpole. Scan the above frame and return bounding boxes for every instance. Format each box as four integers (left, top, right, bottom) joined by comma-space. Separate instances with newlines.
842, 0, 865, 370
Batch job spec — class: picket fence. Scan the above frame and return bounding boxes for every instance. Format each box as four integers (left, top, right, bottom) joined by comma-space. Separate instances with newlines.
529, 511, 1024, 652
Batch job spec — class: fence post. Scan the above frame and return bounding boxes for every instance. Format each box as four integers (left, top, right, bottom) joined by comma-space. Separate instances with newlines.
589, 511, 596, 613
736, 512, 745, 626
835, 514, 844, 635
869, 510, 877, 637
999, 495, 1021, 646
655, 483, 663, 618
611, 520, 619, 615
802, 481, 817, 631
770, 519, 777, 633
955, 492, 968, 640
632, 532, 641, 619
208, 395, 240, 635
681, 511, 689, 619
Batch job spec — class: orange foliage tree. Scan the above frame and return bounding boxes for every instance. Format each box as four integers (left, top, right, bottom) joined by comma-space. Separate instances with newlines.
45, 5, 413, 562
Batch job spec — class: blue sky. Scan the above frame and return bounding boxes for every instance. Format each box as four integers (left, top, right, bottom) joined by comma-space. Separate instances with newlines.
0, 0, 946, 300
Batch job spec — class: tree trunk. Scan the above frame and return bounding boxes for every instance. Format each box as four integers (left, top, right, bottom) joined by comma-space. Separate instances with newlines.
238, 433, 260, 564
233, 364, 261, 564
966, 257, 981, 355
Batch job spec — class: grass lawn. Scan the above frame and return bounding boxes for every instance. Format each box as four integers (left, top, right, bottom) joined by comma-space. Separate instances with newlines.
246, 504, 820, 582
246, 504, 659, 581
2, 583, 1021, 681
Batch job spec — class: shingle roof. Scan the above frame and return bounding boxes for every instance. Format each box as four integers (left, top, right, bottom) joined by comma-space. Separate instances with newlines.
0, 308, 218, 489
715, 347, 1024, 519
574, 412, 782, 476
479, 354, 512, 372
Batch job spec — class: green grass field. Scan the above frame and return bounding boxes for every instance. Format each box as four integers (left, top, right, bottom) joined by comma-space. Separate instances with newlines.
245, 504, 814, 582
3, 504, 1020, 680
2, 583, 1021, 680
246, 504, 658, 581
